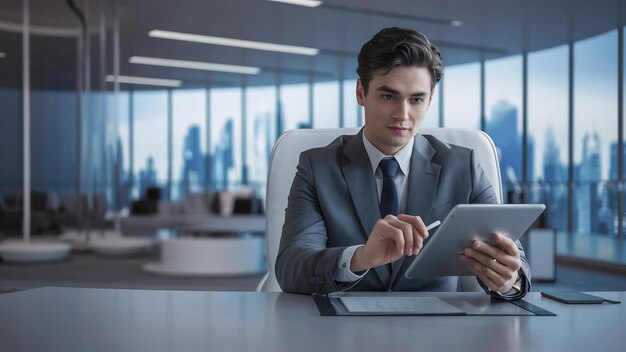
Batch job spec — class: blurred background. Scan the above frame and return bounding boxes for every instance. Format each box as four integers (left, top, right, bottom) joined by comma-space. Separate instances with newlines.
0, 0, 625, 292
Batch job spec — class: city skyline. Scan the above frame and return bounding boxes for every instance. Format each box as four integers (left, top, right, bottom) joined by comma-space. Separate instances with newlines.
123, 89, 624, 236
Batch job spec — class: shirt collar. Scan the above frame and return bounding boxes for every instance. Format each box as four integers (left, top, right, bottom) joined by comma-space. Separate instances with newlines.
362, 133, 414, 176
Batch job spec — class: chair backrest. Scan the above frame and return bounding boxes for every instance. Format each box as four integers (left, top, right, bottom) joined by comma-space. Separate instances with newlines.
256, 127, 503, 292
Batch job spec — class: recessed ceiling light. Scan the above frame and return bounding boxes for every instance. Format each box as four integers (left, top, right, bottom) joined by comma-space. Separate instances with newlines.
149, 30, 319, 56
129, 56, 260, 75
105, 75, 182, 88
450, 20, 463, 27
269, 0, 322, 7
0, 52, 6, 58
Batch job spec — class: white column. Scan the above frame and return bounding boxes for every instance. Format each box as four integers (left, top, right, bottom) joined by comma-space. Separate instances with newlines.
22, 0, 31, 242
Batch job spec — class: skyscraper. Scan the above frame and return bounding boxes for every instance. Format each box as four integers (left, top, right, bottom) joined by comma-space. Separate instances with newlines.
575, 130, 601, 235
211, 119, 234, 190
607, 142, 626, 236
110, 138, 133, 209
540, 127, 568, 230
138, 157, 158, 199
486, 100, 522, 201
252, 110, 273, 184
178, 125, 205, 199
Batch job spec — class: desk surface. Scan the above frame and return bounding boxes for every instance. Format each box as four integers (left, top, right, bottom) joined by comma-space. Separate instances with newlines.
0, 287, 624, 352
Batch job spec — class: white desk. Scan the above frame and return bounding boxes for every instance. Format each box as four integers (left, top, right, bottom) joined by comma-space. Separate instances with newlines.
121, 215, 266, 276
0, 287, 624, 352
121, 214, 265, 233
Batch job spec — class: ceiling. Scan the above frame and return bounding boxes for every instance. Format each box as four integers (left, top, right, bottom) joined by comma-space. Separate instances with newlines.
0, 0, 625, 90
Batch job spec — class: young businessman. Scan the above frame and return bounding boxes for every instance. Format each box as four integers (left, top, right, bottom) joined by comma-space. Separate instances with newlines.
276, 27, 530, 299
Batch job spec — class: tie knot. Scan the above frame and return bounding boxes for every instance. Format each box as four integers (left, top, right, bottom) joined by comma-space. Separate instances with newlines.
379, 158, 399, 178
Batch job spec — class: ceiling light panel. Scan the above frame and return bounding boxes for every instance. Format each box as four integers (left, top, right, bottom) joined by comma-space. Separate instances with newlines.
0, 52, 6, 58
269, 0, 322, 7
149, 30, 319, 56
105, 75, 182, 87
129, 56, 260, 75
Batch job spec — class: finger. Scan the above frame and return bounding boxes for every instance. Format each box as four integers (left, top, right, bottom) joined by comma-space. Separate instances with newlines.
492, 233, 520, 257
460, 254, 507, 290
397, 214, 428, 255
469, 240, 519, 269
397, 214, 428, 239
463, 247, 509, 277
397, 215, 429, 255
413, 231, 424, 255
471, 251, 519, 287
378, 218, 405, 254
387, 216, 414, 255
460, 255, 498, 287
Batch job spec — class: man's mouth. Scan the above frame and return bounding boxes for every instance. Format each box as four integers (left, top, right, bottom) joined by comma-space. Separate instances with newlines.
387, 126, 410, 132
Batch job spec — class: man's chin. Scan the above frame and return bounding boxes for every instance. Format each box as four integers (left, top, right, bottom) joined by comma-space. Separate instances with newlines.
385, 137, 412, 149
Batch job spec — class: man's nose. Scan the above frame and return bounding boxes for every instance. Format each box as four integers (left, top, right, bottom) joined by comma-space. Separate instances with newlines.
392, 101, 410, 120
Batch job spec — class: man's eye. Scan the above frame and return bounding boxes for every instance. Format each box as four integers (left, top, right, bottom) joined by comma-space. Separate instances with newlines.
381, 94, 393, 100
410, 97, 424, 104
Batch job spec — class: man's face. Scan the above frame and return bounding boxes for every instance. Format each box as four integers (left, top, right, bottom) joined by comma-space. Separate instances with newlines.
357, 66, 433, 155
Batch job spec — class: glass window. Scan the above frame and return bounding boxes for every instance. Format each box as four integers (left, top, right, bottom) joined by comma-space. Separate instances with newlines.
422, 84, 440, 128
443, 62, 481, 129
133, 90, 168, 199
85, 91, 111, 196
485, 56, 523, 202
0, 88, 22, 196
31, 90, 76, 196
27, 9, 79, 199
527, 45, 569, 231
279, 82, 310, 132
210, 87, 242, 190
245, 86, 276, 190
313, 81, 339, 128
172, 89, 206, 201
574, 30, 618, 236
343, 79, 359, 128
115, 91, 132, 207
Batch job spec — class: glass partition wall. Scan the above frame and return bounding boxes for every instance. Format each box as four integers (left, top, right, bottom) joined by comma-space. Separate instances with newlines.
2, 1, 626, 244
0, 0, 119, 236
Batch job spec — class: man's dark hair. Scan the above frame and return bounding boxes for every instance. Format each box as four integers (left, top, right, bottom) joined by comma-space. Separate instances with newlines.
356, 27, 443, 95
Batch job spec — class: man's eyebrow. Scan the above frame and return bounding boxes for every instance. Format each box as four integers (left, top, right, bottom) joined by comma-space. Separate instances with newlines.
376, 85, 427, 96
376, 85, 400, 94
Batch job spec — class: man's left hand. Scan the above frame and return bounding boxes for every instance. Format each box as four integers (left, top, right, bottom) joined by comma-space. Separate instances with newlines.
460, 233, 521, 293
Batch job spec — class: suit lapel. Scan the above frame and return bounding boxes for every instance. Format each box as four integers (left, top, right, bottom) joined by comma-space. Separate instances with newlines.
341, 129, 390, 286
390, 134, 441, 289
405, 134, 441, 223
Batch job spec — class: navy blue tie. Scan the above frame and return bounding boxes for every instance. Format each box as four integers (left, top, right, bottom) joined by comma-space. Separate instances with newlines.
379, 158, 399, 217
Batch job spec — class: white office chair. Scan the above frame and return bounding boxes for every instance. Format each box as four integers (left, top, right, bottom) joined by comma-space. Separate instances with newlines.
256, 128, 503, 292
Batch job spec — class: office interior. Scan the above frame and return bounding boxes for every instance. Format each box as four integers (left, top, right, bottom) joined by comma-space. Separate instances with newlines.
0, 0, 625, 293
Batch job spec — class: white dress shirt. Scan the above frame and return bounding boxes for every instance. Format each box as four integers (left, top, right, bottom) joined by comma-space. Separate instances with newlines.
334, 133, 414, 282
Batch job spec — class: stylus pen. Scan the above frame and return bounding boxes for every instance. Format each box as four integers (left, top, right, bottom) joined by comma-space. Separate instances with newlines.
426, 220, 441, 232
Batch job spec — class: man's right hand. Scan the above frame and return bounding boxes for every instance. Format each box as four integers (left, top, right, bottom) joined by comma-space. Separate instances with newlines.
350, 214, 429, 272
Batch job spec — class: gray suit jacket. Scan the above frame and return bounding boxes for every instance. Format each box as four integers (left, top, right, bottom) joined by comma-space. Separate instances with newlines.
276, 129, 531, 298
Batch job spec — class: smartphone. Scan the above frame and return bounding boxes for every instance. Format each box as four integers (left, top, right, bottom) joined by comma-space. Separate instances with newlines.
541, 291, 620, 304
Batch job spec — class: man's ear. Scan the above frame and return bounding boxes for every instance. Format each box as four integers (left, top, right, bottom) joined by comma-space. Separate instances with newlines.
356, 80, 365, 106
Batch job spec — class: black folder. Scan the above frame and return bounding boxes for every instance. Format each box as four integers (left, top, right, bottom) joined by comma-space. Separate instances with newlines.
313, 293, 555, 317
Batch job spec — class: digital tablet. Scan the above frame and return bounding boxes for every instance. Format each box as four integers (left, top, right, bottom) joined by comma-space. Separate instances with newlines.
405, 204, 545, 278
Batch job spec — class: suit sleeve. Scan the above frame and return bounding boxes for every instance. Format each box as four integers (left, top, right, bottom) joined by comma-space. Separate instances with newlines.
469, 150, 533, 300
275, 151, 354, 294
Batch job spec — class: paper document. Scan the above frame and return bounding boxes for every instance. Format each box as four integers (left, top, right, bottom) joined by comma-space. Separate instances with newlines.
338, 296, 465, 315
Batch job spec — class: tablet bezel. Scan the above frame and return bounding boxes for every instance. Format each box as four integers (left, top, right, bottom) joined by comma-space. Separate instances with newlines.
405, 204, 545, 278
